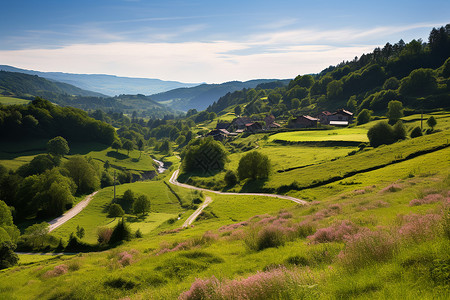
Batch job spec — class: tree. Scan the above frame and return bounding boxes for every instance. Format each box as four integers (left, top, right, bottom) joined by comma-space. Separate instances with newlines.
23, 222, 49, 249
109, 203, 125, 217
122, 189, 135, 204
182, 137, 228, 174
346, 96, 357, 112
356, 109, 371, 125
392, 121, 407, 141
237, 151, 271, 181
76, 225, 85, 239
224, 170, 238, 186
410, 126, 423, 138
234, 105, 242, 116
383, 77, 400, 90
109, 218, 132, 244
386, 100, 404, 124
133, 195, 151, 216
427, 116, 437, 130
47, 136, 69, 157
64, 156, 100, 195
137, 138, 144, 159
111, 139, 122, 153
0, 241, 19, 270
327, 80, 343, 99
367, 121, 395, 147
122, 139, 135, 156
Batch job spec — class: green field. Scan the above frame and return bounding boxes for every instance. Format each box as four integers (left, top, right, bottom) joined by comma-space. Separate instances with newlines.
269, 127, 369, 143
52, 181, 183, 243
0, 96, 30, 105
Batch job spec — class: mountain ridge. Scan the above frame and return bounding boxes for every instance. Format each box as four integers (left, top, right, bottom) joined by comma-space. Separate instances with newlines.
0, 65, 200, 97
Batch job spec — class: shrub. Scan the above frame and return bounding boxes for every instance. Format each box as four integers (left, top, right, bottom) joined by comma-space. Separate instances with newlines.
338, 230, 397, 270
397, 214, 441, 243
43, 264, 69, 278
392, 121, 407, 141
0, 241, 19, 269
410, 126, 423, 138
224, 170, 238, 186
356, 109, 371, 125
409, 194, 444, 206
367, 121, 395, 147
97, 227, 113, 244
307, 220, 360, 243
108, 203, 124, 218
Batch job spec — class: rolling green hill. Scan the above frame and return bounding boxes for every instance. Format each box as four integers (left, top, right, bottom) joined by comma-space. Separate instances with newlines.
150, 79, 290, 111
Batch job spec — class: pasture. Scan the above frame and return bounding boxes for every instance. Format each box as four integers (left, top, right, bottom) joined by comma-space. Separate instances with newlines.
269, 128, 368, 143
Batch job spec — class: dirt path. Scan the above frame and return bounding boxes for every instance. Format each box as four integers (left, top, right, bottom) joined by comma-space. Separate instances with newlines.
48, 191, 98, 232
169, 169, 307, 205
182, 196, 213, 228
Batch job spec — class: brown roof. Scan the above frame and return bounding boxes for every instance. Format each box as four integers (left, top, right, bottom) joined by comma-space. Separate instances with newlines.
320, 111, 332, 116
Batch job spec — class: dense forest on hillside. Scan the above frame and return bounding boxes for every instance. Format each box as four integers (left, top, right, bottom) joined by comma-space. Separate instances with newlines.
0, 97, 116, 144
207, 25, 450, 118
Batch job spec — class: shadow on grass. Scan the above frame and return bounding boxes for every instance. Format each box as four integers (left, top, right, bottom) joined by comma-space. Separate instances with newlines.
107, 151, 129, 160
239, 179, 268, 193
69, 142, 109, 155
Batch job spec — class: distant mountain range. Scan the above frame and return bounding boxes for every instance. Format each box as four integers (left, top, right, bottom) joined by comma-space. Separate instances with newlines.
0, 65, 290, 112
0, 65, 200, 96
150, 79, 291, 111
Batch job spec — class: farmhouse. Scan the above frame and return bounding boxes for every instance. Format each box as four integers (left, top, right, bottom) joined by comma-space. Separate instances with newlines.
245, 122, 263, 133
231, 117, 252, 129
289, 115, 319, 128
216, 121, 231, 130
318, 109, 353, 126
206, 129, 229, 141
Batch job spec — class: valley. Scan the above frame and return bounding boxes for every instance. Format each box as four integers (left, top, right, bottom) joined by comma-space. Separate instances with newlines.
0, 22, 449, 300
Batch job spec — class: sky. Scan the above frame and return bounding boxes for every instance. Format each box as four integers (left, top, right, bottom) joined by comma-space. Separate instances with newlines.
0, 0, 448, 83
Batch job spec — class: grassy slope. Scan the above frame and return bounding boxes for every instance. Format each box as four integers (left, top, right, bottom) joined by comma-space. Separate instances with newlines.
0, 96, 30, 105
269, 127, 369, 143
1, 148, 448, 299
1, 114, 449, 299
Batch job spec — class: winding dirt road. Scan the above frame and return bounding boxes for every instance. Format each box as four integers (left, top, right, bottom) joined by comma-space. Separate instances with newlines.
170, 169, 307, 226
182, 196, 213, 228
169, 169, 307, 205
48, 191, 98, 232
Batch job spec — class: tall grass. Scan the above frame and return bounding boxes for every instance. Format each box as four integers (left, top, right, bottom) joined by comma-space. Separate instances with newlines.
179, 266, 316, 300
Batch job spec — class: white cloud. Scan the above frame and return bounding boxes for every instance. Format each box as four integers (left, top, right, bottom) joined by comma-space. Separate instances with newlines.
0, 40, 375, 83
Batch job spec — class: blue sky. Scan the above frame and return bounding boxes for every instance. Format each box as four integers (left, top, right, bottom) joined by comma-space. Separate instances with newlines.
0, 0, 448, 83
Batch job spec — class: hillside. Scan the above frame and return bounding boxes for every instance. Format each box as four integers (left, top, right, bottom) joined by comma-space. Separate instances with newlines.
150, 79, 290, 111
0, 71, 106, 98
205, 24, 450, 118
0, 65, 200, 96
0, 71, 179, 117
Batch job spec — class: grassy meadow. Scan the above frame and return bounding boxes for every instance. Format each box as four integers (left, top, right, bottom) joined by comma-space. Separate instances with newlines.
1, 113, 449, 300
0, 96, 30, 105
269, 127, 369, 143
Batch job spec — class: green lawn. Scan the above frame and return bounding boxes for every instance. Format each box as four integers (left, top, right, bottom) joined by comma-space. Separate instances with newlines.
269, 128, 369, 143
52, 181, 182, 243
266, 129, 450, 192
